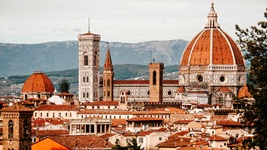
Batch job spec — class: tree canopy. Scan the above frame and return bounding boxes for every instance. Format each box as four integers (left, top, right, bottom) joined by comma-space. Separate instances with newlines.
235, 8, 267, 149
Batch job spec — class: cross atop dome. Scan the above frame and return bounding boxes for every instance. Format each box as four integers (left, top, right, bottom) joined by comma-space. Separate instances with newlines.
205, 1, 220, 28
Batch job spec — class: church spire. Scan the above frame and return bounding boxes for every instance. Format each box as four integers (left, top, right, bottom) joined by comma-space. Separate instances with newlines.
205, 1, 220, 28
104, 42, 113, 71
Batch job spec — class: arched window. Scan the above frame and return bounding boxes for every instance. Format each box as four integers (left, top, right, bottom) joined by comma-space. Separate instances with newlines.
93, 55, 97, 66
107, 79, 110, 87
153, 71, 157, 85
84, 55, 88, 66
8, 120, 13, 138
23, 119, 29, 137
24, 94, 28, 100
107, 91, 110, 97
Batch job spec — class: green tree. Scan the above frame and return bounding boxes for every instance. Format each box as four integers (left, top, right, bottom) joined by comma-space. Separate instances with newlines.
59, 79, 70, 93
127, 138, 144, 150
235, 8, 267, 149
111, 138, 143, 150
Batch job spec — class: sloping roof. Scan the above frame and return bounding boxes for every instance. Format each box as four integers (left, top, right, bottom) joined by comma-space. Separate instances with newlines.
48, 135, 113, 149
1, 103, 33, 112
210, 135, 227, 141
127, 117, 164, 122
82, 101, 118, 106
35, 105, 80, 111
217, 120, 242, 126
216, 86, 231, 93
176, 86, 186, 93
32, 130, 69, 137
114, 80, 178, 85
48, 95, 66, 105
237, 85, 252, 98
156, 138, 191, 148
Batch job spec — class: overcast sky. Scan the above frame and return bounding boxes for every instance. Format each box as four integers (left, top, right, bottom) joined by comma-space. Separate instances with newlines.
0, 0, 266, 44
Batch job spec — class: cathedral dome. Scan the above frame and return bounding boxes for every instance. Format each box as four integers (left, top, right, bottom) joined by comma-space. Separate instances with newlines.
22, 72, 54, 93
180, 2, 245, 67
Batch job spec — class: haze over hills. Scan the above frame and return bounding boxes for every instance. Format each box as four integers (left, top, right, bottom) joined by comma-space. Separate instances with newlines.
0, 39, 188, 78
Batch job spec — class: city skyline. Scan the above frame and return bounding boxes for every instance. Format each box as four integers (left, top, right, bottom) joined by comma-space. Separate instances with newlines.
0, 0, 266, 44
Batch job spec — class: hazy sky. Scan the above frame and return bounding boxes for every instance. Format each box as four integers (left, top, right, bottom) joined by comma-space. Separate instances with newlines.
0, 0, 266, 44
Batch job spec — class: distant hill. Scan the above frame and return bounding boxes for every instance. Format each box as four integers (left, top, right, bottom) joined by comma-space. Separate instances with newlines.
0, 64, 179, 96
0, 39, 188, 77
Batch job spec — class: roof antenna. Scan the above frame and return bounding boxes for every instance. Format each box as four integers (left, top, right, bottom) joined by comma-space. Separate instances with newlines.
88, 17, 90, 33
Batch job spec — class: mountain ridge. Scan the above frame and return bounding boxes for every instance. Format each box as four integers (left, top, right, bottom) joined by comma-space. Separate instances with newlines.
0, 39, 188, 77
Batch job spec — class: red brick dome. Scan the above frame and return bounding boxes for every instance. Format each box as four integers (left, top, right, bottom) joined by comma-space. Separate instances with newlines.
180, 3, 245, 67
22, 72, 54, 92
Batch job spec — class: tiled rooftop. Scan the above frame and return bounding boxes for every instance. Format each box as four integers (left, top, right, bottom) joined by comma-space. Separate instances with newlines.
48, 135, 113, 149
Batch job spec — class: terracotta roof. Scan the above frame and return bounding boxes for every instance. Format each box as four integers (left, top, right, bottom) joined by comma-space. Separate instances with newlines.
48, 135, 113, 149
210, 115, 228, 121
82, 101, 118, 106
137, 131, 153, 136
57, 92, 74, 96
210, 135, 227, 141
156, 138, 191, 148
77, 109, 133, 115
180, 28, 245, 67
174, 120, 194, 124
197, 104, 212, 108
237, 85, 252, 98
217, 120, 242, 126
132, 110, 171, 115
114, 80, 178, 85
153, 107, 185, 114
99, 133, 116, 139
127, 117, 164, 122
169, 131, 190, 139
35, 105, 80, 111
176, 86, 186, 93
21, 72, 54, 93
32, 130, 69, 137
111, 119, 126, 127
216, 86, 231, 93
1, 103, 33, 112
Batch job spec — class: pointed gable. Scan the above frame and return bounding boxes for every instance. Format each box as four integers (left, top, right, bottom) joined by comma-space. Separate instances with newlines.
216, 86, 231, 93
176, 86, 186, 93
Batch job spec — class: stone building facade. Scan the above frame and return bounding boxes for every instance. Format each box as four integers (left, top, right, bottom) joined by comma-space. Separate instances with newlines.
1, 104, 33, 150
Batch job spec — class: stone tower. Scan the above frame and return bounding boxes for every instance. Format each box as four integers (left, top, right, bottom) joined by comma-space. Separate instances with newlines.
78, 31, 101, 102
1, 103, 33, 150
149, 63, 164, 102
103, 44, 114, 101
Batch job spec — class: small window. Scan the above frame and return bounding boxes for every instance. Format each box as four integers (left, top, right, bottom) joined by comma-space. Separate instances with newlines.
168, 91, 172, 96
8, 120, 14, 138
220, 76, 225, 82
197, 75, 203, 82
84, 55, 88, 66
153, 71, 157, 85
138, 137, 143, 143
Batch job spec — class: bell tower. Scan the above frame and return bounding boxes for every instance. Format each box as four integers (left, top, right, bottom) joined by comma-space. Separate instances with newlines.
149, 63, 164, 102
103, 43, 114, 101
1, 103, 33, 150
78, 30, 101, 102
